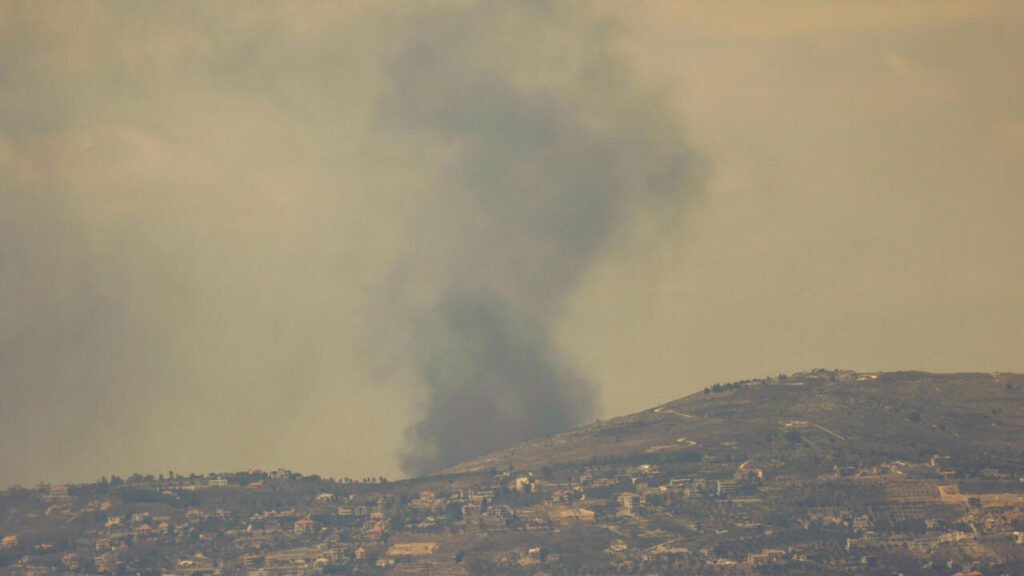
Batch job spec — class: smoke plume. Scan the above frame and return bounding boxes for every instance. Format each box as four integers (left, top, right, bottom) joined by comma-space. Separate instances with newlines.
0, 0, 703, 486
379, 1, 705, 474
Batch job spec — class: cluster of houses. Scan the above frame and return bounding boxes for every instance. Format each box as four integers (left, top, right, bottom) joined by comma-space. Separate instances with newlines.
3, 454, 1024, 575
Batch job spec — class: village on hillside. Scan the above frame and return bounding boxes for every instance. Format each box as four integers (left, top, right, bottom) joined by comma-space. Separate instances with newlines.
4, 372, 1024, 575
3, 452, 1024, 575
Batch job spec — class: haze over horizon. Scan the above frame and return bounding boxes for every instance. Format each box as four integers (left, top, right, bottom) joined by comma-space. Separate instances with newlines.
2, 0, 1022, 489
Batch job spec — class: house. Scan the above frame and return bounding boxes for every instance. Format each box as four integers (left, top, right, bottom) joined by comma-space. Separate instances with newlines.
467, 490, 493, 503
386, 542, 437, 557
366, 520, 387, 539
515, 476, 533, 493
387, 560, 469, 575
62, 553, 81, 570
618, 492, 641, 514
410, 491, 437, 510
461, 502, 482, 518
294, 519, 316, 535
747, 549, 786, 566
488, 505, 514, 521
94, 552, 118, 573
716, 480, 740, 497
555, 508, 595, 525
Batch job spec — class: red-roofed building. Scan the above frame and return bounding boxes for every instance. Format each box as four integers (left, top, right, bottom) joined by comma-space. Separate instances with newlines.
294, 518, 316, 535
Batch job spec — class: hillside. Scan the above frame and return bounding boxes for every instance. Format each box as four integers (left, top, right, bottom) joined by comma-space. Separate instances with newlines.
4, 370, 1024, 576
448, 370, 1024, 478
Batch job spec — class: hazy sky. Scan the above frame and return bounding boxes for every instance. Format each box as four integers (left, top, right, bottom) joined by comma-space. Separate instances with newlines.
1, 1, 1022, 488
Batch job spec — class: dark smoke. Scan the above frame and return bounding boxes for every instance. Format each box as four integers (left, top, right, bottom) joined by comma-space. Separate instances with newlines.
402, 292, 594, 474
0, 0, 703, 485
382, 1, 705, 475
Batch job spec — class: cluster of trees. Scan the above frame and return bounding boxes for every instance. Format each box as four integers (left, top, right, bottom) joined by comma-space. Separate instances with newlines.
704, 382, 745, 394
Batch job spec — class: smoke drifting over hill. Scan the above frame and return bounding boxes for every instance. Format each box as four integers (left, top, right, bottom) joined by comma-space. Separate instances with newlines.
376, 2, 704, 474
0, 0, 703, 484
9, 1, 1015, 488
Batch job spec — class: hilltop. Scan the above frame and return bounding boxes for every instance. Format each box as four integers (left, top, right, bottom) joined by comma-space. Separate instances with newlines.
3, 370, 1024, 576
449, 370, 1024, 478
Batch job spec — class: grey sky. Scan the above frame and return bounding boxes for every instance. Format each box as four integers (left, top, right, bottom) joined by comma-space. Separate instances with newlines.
1, 1, 1022, 487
